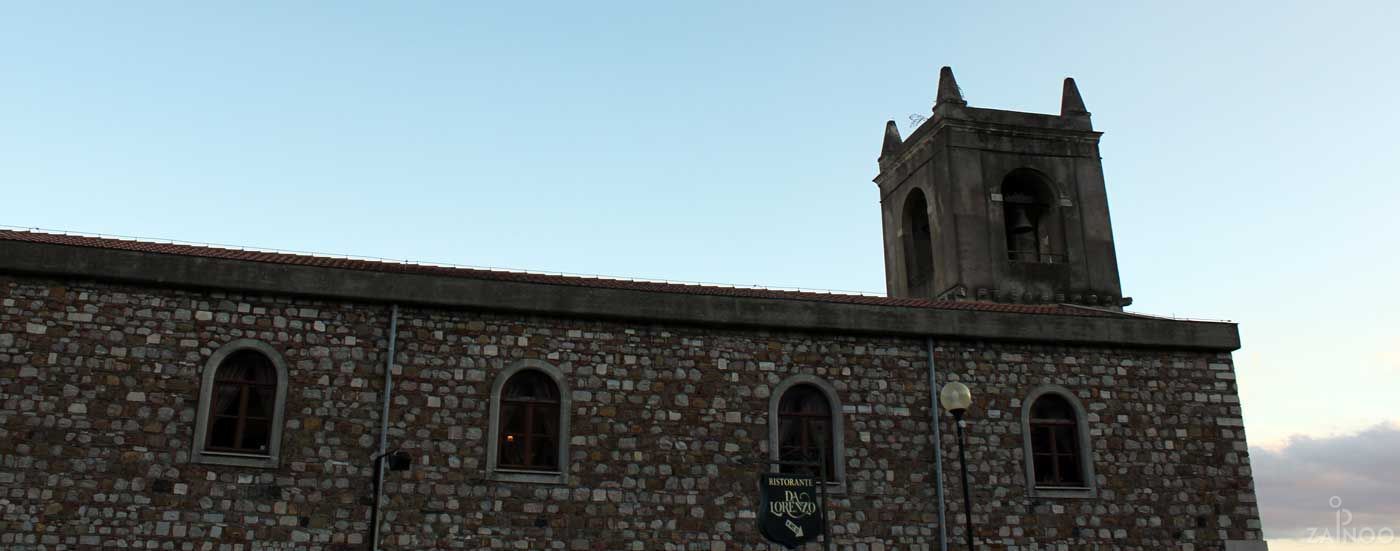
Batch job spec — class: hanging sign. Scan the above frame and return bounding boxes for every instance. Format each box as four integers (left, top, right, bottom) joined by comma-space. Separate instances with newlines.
757, 473, 823, 548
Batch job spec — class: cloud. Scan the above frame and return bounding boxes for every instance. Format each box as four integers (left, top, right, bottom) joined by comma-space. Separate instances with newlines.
1253, 422, 1400, 540
1377, 350, 1400, 374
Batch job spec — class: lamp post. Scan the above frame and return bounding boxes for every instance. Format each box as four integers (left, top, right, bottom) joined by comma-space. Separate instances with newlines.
368, 449, 413, 551
939, 382, 974, 550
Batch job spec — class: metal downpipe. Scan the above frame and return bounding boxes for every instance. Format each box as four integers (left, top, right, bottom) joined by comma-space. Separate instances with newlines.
370, 304, 400, 551
927, 336, 949, 551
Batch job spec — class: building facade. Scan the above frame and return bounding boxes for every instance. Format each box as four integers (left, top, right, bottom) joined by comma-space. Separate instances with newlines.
0, 68, 1267, 550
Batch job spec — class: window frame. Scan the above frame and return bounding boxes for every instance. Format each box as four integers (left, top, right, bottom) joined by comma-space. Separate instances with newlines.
1020, 385, 1097, 498
192, 339, 289, 469
769, 375, 846, 493
486, 360, 571, 485
776, 384, 837, 482
495, 370, 562, 471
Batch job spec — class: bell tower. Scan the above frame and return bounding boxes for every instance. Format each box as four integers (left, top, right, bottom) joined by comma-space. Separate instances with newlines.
875, 67, 1129, 308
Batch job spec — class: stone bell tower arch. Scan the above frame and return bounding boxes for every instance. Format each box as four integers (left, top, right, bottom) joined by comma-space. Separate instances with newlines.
875, 67, 1128, 308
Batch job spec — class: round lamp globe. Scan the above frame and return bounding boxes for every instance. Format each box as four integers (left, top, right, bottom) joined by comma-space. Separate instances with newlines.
940, 382, 972, 412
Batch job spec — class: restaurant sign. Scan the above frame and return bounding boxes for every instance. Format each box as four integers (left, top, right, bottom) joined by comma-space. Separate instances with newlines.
757, 473, 823, 548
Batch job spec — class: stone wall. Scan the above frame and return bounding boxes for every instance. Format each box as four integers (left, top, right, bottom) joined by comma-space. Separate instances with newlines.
938, 342, 1263, 549
0, 275, 1263, 549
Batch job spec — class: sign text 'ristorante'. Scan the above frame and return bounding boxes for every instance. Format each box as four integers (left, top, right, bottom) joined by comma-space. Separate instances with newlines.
757, 473, 823, 548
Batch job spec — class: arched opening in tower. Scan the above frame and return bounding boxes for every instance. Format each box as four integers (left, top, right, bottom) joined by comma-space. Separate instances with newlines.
1002, 170, 1057, 263
901, 188, 934, 297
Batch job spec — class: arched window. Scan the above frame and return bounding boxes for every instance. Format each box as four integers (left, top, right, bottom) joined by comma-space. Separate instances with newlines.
1020, 386, 1095, 496
486, 360, 572, 484
205, 350, 278, 454
778, 384, 834, 480
1001, 169, 1059, 263
193, 340, 289, 468
1029, 394, 1082, 486
768, 376, 845, 487
497, 370, 561, 471
901, 188, 935, 297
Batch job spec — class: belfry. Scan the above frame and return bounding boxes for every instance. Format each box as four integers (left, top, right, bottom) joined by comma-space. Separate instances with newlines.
876, 67, 1128, 308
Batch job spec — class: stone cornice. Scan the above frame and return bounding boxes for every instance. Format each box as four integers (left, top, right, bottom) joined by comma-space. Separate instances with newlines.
0, 239, 1241, 350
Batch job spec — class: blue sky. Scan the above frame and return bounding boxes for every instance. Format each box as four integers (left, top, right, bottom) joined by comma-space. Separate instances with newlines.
3, 2, 1397, 544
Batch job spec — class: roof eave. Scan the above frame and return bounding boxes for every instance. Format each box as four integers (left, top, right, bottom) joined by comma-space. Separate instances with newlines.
0, 239, 1240, 351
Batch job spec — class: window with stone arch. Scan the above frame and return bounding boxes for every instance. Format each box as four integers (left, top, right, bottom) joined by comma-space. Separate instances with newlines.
497, 370, 560, 470
192, 339, 289, 468
486, 360, 572, 484
769, 375, 846, 488
1021, 385, 1097, 497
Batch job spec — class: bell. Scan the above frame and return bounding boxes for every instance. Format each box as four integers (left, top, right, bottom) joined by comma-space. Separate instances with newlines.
1008, 207, 1035, 234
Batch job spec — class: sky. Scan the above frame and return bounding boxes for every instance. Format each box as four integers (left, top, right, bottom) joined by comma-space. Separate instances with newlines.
2, 1, 1397, 546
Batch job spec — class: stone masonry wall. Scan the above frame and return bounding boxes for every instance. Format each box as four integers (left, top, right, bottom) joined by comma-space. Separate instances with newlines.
0, 274, 1263, 550
936, 342, 1264, 549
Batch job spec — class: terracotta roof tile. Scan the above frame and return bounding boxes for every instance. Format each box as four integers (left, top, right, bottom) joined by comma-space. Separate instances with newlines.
0, 229, 1123, 318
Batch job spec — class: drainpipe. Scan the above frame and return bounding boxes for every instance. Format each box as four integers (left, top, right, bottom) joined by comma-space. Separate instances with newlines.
927, 337, 949, 551
369, 304, 400, 551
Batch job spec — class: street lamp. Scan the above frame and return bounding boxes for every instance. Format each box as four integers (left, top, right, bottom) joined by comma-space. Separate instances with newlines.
940, 382, 974, 550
